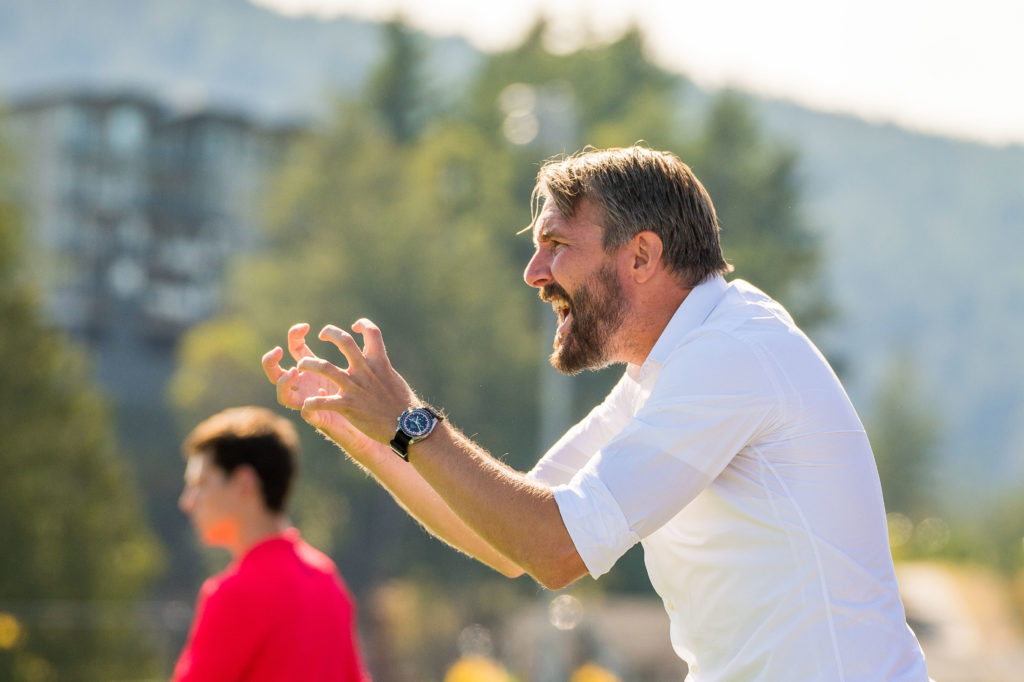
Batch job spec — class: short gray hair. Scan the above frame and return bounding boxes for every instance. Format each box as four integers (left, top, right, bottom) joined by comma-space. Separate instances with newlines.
534, 146, 732, 287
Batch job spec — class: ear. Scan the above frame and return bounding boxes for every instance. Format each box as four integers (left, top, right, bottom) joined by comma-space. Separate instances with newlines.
626, 230, 664, 284
231, 465, 262, 502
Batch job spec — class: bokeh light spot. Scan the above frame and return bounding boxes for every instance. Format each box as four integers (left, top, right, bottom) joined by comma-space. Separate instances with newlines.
549, 593, 583, 631
0, 612, 23, 649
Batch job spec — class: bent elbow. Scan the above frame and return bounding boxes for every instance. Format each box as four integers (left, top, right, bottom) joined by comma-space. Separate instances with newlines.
537, 572, 574, 591
531, 546, 587, 591
500, 565, 526, 580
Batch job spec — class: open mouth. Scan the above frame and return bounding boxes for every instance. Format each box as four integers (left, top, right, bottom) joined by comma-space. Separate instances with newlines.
551, 297, 571, 340
540, 285, 574, 343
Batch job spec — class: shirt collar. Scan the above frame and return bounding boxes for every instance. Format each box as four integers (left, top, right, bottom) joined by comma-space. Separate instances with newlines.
239, 526, 299, 562
626, 274, 729, 382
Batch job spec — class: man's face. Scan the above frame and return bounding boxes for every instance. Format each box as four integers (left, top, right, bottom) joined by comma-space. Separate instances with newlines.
178, 452, 241, 548
524, 198, 628, 374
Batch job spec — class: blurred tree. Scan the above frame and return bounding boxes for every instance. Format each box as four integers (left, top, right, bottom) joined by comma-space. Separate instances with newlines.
171, 94, 540, 592
984, 493, 1024, 606
467, 21, 680, 152
0, 122, 163, 681
368, 18, 430, 144
688, 92, 831, 330
867, 358, 941, 519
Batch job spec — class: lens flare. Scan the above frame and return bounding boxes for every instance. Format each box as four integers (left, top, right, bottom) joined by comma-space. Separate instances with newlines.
549, 594, 583, 631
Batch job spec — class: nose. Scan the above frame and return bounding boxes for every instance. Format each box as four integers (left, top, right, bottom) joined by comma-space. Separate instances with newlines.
523, 248, 552, 289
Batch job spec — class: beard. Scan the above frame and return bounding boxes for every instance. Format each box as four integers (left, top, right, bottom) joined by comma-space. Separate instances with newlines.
543, 262, 628, 375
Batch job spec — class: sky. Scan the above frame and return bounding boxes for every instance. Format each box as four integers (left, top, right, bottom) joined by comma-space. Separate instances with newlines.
253, 0, 1024, 147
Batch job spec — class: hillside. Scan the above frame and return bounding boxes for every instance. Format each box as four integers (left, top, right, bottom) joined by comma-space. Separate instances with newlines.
757, 100, 1024, 496
3, 0, 1022, 501
0, 0, 478, 121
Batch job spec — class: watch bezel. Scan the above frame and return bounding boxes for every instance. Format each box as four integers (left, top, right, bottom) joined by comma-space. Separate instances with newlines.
398, 407, 438, 438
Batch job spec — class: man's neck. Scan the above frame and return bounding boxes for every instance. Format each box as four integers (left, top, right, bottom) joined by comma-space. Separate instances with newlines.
229, 514, 290, 559
620, 283, 692, 366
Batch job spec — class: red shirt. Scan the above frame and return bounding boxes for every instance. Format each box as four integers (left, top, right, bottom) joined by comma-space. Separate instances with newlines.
172, 529, 369, 682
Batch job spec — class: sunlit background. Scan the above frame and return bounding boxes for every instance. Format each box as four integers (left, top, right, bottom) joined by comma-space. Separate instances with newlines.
257, 0, 1024, 146
1, 0, 1022, 680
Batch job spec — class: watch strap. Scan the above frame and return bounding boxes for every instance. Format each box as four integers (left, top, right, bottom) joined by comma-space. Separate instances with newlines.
390, 430, 414, 461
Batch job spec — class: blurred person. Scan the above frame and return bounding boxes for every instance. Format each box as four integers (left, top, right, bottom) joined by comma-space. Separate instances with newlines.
174, 406, 369, 682
262, 146, 932, 681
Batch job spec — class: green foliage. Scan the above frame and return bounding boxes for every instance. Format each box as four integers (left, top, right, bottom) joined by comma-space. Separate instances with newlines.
0, 125, 163, 680
863, 359, 1007, 573
170, 315, 274, 422
467, 22, 680, 148
868, 358, 942, 518
688, 93, 830, 329
172, 100, 541, 590
368, 19, 431, 143
984, 494, 1024, 575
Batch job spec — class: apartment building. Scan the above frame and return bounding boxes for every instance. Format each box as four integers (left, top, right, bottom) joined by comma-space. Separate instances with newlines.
3, 90, 298, 445
5, 90, 295, 343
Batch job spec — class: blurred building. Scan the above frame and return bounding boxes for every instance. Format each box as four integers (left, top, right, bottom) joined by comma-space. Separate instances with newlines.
2, 89, 300, 443
5, 91, 161, 338
5, 90, 297, 342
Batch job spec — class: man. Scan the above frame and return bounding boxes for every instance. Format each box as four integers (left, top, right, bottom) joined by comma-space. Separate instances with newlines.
174, 406, 370, 682
262, 146, 931, 681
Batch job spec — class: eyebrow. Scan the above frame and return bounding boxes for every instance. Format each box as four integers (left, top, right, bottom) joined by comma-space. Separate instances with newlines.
532, 225, 568, 248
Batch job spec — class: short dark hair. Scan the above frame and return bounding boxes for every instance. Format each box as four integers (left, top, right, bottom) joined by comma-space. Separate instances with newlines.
534, 146, 733, 287
183, 406, 299, 513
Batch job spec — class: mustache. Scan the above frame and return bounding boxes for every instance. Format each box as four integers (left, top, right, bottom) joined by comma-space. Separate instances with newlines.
540, 284, 570, 304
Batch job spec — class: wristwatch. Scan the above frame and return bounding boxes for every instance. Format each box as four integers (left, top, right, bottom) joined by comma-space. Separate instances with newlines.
390, 406, 443, 460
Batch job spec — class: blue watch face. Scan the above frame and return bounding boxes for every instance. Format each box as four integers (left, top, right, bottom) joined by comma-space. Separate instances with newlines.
400, 408, 435, 438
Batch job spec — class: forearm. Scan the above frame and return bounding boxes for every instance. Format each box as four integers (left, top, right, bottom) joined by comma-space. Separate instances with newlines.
324, 432, 525, 578
276, 320, 580, 585
407, 422, 587, 590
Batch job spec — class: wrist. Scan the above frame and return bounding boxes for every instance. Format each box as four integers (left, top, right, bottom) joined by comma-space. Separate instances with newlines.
390, 406, 444, 460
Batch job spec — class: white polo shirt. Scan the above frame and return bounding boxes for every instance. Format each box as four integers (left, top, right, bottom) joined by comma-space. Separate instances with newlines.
528, 276, 931, 682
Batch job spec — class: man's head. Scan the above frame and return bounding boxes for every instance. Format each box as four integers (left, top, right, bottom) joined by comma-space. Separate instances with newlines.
526, 195, 630, 375
525, 146, 731, 374
533, 145, 732, 289
179, 407, 299, 548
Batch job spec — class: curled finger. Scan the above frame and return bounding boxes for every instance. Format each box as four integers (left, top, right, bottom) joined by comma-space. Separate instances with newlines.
319, 324, 367, 371
286, 322, 315, 362
297, 356, 350, 388
261, 346, 285, 383
301, 393, 345, 419
352, 318, 389, 364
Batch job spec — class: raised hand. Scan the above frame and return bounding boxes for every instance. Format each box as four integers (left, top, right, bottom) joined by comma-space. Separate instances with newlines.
262, 323, 338, 408
261, 323, 377, 454
297, 319, 418, 446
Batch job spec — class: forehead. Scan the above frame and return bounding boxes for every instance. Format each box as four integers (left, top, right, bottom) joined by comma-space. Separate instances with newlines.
184, 452, 217, 482
532, 201, 565, 238
532, 198, 604, 244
